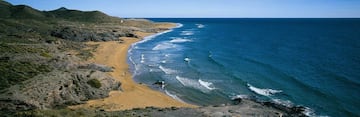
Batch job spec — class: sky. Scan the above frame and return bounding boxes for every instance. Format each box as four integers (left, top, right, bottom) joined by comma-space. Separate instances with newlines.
5, 0, 360, 18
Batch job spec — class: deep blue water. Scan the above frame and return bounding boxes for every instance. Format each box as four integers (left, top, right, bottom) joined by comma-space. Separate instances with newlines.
128, 18, 360, 117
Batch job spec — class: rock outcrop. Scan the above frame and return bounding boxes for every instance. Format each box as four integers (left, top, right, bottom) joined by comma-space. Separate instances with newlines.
0, 70, 121, 111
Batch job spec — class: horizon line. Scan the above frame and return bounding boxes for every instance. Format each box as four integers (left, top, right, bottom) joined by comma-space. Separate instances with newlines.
123, 17, 360, 19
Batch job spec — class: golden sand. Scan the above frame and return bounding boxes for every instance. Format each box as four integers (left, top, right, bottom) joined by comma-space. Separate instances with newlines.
69, 23, 197, 111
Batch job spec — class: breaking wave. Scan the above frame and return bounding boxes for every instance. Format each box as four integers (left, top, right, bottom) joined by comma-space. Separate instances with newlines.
152, 42, 176, 50
175, 76, 214, 92
159, 65, 177, 74
170, 38, 192, 43
196, 24, 205, 28
165, 90, 185, 103
198, 79, 216, 90
247, 83, 282, 96
180, 31, 194, 35
184, 57, 191, 62
140, 54, 145, 63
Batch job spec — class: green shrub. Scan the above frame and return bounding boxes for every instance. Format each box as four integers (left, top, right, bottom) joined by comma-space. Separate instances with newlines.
76, 49, 93, 60
0, 61, 52, 90
40, 52, 51, 58
87, 79, 101, 88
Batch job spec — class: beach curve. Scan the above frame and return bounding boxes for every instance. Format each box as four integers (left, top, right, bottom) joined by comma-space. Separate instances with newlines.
69, 23, 197, 111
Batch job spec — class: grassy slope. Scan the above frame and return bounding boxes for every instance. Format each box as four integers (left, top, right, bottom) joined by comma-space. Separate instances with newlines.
0, 0, 154, 90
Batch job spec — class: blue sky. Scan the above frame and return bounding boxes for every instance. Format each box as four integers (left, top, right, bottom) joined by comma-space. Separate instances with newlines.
5, 0, 360, 18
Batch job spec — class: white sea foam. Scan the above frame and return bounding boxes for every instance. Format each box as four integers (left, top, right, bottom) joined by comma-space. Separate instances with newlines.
231, 94, 252, 100
196, 24, 205, 28
184, 57, 191, 62
247, 84, 282, 96
198, 79, 216, 90
175, 23, 184, 28
140, 54, 145, 63
159, 65, 177, 74
152, 42, 176, 50
170, 38, 192, 43
129, 56, 139, 76
128, 23, 179, 53
303, 107, 328, 117
165, 90, 185, 103
272, 99, 293, 107
175, 76, 213, 92
180, 31, 194, 35
175, 76, 196, 87
161, 60, 167, 63
139, 30, 172, 44
129, 56, 136, 66
271, 99, 323, 117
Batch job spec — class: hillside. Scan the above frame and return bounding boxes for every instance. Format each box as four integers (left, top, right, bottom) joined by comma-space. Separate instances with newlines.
0, 1, 172, 115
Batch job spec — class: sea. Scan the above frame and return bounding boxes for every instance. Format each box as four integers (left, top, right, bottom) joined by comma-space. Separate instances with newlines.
128, 18, 360, 117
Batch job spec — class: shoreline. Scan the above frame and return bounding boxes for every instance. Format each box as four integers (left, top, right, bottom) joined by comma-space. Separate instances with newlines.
69, 23, 197, 111
66, 22, 309, 116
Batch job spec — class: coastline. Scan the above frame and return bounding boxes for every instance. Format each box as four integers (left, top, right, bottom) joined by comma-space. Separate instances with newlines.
69, 23, 197, 111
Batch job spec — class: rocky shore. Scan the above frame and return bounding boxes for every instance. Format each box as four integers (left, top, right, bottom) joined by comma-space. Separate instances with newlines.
16, 98, 307, 117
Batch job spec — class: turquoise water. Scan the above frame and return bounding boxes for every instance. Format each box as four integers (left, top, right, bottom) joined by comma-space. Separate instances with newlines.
128, 18, 360, 116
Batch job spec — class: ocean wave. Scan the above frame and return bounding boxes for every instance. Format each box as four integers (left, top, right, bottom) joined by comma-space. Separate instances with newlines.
140, 54, 145, 63
128, 24, 178, 54
175, 23, 183, 28
159, 65, 177, 74
272, 98, 293, 107
198, 79, 216, 90
184, 57, 191, 62
230, 94, 253, 100
247, 83, 282, 96
152, 42, 176, 50
129, 56, 140, 76
271, 99, 321, 117
129, 56, 136, 66
303, 107, 327, 117
180, 31, 194, 36
196, 24, 205, 28
207, 52, 226, 68
134, 30, 173, 46
165, 90, 185, 103
169, 38, 192, 43
175, 76, 213, 92
175, 76, 194, 87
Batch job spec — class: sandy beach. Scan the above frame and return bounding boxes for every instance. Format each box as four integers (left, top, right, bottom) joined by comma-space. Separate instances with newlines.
69, 23, 197, 111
